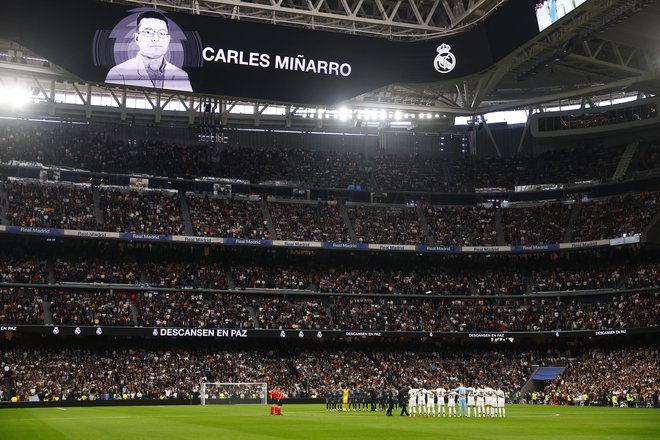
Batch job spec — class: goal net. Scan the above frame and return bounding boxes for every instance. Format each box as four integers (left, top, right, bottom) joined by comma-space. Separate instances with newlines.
200, 382, 268, 405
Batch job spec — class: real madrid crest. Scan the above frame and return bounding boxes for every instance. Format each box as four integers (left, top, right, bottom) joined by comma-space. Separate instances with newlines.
434, 43, 456, 74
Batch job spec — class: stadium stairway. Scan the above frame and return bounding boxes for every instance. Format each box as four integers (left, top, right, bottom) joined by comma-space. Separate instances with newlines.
247, 304, 259, 329
338, 201, 358, 242
179, 191, 194, 236
41, 295, 54, 326
260, 199, 277, 239
224, 269, 236, 290
0, 182, 8, 225
494, 209, 506, 246
415, 204, 436, 245
92, 188, 104, 227
130, 302, 140, 326
442, 309, 455, 331
563, 203, 581, 243
520, 365, 567, 398
286, 154, 302, 183
46, 259, 56, 284
642, 209, 660, 243
612, 142, 639, 181
322, 297, 333, 323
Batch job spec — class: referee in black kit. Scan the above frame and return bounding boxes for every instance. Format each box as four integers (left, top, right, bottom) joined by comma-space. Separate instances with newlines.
386, 387, 396, 416
398, 387, 409, 416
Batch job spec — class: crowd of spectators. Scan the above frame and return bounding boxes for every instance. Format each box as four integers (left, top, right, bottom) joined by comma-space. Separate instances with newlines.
372, 153, 446, 192
632, 142, 660, 173
502, 203, 571, 245
535, 144, 624, 185
296, 150, 370, 190
3, 286, 657, 330
316, 268, 399, 294
543, 347, 659, 402
2, 252, 658, 296
329, 297, 444, 332
56, 259, 139, 284
0, 256, 49, 284
2, 177, 659, 247
231, 265, 311, 290
625, 263, 660, 289
529, 263, 624, 292
136, 292, 252, 328
0, 345, 660, 401
571, 192, 660, 241
445, 298, 561, 332
143, 263, 227, 289
558, 291, 659, 330
213, 147, 295, 183
2, 343, 655, 403
6, 181, 97, 230
255, 296, 331, 330
426, 205, 497, 246
396, 269, 472, 296
188, 195, 270, 239
48, 291, 134, 326
348, 206, 426, 245
0, 123, 125, 172
0, 345, 538, 402
100, 189, 184, 235
471, 270, 529, 295
269, 201, 351, 243
0, 288, 44, 324
0, 123, 293, 183
447, 157, 536, 191
315, 267, 471, 295
2, 120, 658, 194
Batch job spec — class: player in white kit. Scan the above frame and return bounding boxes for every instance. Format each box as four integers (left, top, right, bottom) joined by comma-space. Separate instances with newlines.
476, 387, 485, 417
435, 387, 446, 417
424, 388, 435, 416
427, 387, 437, 417
447, 389, 457, 417
408, 388, 419, 417
466, 387, 476, 417
496, 388, 506, 417
416, 388, 426, 416
483, 387, 495, 417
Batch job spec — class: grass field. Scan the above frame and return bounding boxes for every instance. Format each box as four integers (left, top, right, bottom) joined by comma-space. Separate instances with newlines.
0, 404, 658, 440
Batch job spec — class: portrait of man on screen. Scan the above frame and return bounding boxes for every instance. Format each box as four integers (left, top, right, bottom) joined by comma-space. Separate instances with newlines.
105, 10, 193, 92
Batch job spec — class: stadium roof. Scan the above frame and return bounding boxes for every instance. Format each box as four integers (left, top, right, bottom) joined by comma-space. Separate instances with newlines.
0, 0, 658, 124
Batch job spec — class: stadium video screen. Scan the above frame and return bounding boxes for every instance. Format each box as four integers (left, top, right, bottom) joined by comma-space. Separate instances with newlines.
0, 0, 538, 104
535, 0, 589, 32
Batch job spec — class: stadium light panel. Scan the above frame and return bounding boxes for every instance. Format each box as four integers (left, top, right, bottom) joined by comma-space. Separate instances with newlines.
0, 85, 29, 108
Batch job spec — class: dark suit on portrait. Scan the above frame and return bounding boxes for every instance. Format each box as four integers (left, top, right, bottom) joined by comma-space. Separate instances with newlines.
105, 55, 192, 92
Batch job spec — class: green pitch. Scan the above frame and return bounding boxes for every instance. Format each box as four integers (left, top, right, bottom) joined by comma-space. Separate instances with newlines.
0, 404, 658, 440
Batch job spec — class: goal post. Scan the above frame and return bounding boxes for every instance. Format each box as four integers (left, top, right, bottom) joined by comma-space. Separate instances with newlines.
200, 382, 268, 405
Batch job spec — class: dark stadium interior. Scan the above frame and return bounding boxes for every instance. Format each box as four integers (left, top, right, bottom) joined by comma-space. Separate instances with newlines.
0, 0, 659, 413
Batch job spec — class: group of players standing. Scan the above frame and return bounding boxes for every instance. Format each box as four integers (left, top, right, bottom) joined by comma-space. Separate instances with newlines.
325, 385, 506, 418
407, 386, 506, 417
